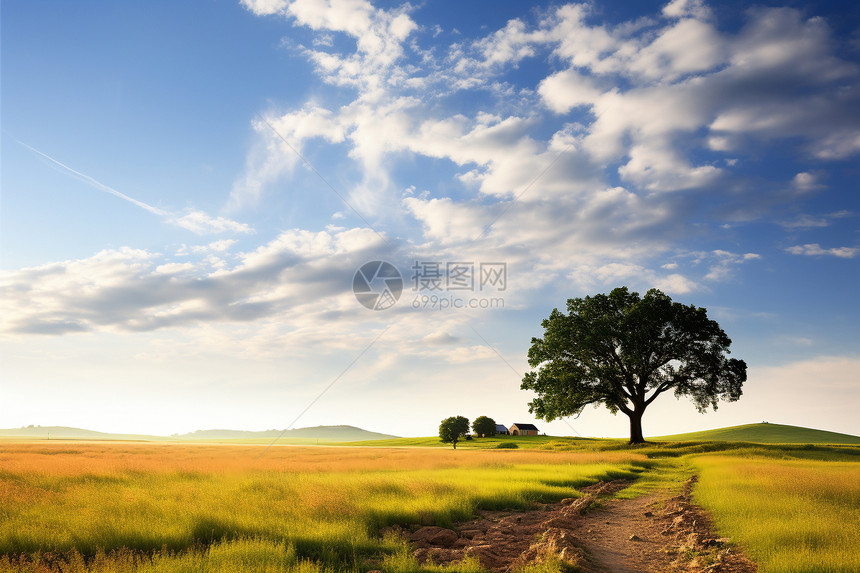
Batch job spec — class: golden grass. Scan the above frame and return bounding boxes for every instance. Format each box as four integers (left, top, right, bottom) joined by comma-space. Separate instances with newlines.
0, 441, 643, 476
0, 442, 645, 572
7, 441, 857, 572
693, 456, 860, 573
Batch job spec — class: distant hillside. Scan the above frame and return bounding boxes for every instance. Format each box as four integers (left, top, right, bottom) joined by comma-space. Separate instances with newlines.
653, 423, 860, 444
176, 425, 399, 442
1, 424, 398, 442
0, 426, 168, 441
176, 429, 282, 439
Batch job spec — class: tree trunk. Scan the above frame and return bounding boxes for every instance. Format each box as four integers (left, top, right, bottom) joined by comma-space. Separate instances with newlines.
628, 410, 645, 444
452, 439, 457, 450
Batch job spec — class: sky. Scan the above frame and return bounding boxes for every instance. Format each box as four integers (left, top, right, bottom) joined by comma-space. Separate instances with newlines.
1, 0, 858, 439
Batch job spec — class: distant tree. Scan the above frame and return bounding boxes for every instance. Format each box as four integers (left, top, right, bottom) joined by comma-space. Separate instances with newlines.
521, 287, 747, 444
439, 416, 470, 449
472, 416, 497, 438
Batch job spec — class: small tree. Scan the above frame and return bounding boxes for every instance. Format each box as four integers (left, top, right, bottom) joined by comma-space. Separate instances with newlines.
439, 416, 470, 449
522, 287, 746, 444
472, 416, 497, 438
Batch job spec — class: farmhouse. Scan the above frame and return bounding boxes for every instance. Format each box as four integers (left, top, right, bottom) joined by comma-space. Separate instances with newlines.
509, 423, 539, 436
495, 424, 510, 435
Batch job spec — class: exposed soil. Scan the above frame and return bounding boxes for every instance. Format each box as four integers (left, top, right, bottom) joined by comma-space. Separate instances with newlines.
387, 477, 758, 573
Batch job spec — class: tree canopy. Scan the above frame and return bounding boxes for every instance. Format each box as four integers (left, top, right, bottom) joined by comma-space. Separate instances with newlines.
472, 416, 497, 438
521, 287, 747, 443
439, 416, 470, 449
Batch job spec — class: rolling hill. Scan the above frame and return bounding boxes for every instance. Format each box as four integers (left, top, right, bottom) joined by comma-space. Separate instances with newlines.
0, 424, 398, 442
6, 422, 855, 445
176, 425, 398, 441
0, 426, 168, 441
652, 422, 860, 444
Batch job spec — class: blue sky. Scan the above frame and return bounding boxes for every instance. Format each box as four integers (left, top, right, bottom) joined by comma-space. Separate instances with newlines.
2, 0, 858, 438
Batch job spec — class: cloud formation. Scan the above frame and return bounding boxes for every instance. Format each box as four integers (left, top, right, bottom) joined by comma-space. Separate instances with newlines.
0, 228, 384, 335
786, 244, 858, 258
232, 1, 858, 268
9, 1, 860, 341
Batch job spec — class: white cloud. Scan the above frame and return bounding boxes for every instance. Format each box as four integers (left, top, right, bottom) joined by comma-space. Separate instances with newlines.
626, 18, 725, 81
790, 172, 823, 193
171, 211, 253, 235
199, 239, 238, 253
269, 105, 348, 143
403, 183, 678, 273
779, 211, 851, 230
471, 18, 539, 69
240, 0, 289, 16
234, 0, 860, 269
656, 273, 698, 294
538, 69, 603, 114
779, 215, 828, 230
618, 142, 722, 192
422, 331, 460, 346
786, 244, 858, 258
535, 5, 860, 188
228, 121, 304, 209
154, 262, 196, 275
402, 196, 493, 244
287, 0, 416, 95
21, 2, 855, 344
704, 250, 761, 281
446, 345, 498, 364
547, 4, 619, 72
0, 227, 389, 336
662, 0, 712, 21
568, 262, 698, 295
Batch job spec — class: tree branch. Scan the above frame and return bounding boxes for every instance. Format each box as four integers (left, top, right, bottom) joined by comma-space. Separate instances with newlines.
644, 380, 674, 406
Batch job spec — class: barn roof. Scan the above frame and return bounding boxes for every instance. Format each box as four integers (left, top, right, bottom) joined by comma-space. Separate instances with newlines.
495, 424, 508, 431
511, 423, 539, 431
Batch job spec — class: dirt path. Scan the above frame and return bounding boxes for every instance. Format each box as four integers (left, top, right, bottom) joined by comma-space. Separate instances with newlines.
395, 478, 757, 573
567, 490, 672, 572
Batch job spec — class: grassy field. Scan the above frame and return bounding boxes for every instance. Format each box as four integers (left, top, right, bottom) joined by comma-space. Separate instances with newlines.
335, 435, 608, 449
1, 433, 858, 573
693, 455, 860, 573
0, 442, 645, 572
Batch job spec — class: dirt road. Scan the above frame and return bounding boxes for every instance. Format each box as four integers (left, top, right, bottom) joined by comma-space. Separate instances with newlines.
401, 478, 758, 572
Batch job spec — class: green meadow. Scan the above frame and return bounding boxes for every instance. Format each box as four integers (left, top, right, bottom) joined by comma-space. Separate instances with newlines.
653, 422, 860, 445
1, 423, 859, 573
0, 443, 644, 573
694, 455, 860, 572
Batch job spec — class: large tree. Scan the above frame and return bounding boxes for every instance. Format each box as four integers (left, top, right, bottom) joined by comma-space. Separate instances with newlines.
472, 416, 497, 438
521, 287, 746, 444
439, 416, 470, 449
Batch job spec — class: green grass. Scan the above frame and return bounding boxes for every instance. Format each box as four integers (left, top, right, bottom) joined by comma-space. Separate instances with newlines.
339, 435, 628, 452
338, 435, 573, 449
692, 455, 860, 573
1, 463, 636, 555
652, 422, 860, 444
348, 422, 860, 450
3, 431, 860, 572
0, 444, 642, 572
